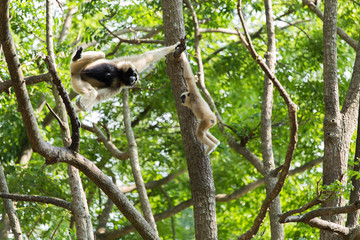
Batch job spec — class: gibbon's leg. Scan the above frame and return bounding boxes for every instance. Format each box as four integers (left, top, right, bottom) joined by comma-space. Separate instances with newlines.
72, 78, 98, 112
196, 119, 217, 155
206, 131, 220, 146
70, 49, 105, 75
123, 42, 180, 72
95, 87, 122, 104
70, 48, 105, 112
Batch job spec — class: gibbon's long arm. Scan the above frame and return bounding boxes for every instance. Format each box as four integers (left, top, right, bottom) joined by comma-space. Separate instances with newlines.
114, 43, 179, 73
180, 53, 200, 96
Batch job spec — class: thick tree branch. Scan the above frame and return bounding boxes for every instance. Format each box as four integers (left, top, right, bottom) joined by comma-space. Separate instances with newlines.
227, 139, 265, 175
0, 193, 72, 211
0, 73, 51, 93
45, 56, 80, 152
96, 199, 193, 240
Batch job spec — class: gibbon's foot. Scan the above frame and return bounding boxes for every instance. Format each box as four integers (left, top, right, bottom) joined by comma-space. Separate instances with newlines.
205, 144, 219, 155
72, 47, 83, 61
75, 96, 87, 112
75, 117, 81, 128
173, 37, 186, 58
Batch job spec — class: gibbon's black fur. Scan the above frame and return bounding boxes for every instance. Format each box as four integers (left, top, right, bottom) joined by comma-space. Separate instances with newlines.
70, 41, 185, 112
179, 53, 220, 155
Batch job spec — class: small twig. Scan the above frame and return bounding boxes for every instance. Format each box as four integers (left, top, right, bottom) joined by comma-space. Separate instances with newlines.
99, 122, 111, 141
50, 215, 65, 240
46, 102, 67, 130
27, 213, 43, 239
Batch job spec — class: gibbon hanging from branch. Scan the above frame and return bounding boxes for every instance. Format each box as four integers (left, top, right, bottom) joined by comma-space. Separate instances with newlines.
179, 53, 220, 155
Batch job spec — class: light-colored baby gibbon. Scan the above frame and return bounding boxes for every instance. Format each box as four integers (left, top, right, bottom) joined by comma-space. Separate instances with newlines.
70, 42, 183, 112
180, 53, 220, 155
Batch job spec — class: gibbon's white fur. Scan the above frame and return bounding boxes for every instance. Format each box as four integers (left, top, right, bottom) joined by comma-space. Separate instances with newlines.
70, 42, 181, 112
179, 53, 220, 155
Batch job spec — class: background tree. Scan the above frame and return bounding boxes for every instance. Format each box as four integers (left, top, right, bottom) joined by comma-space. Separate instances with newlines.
0, 0, 360, 239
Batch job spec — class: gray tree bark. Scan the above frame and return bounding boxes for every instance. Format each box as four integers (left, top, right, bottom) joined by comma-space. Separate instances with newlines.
321, 0, 348, 239
0, 164, 23, 240
46, 0, 94, 238
122, 89, 159, 237
0, 212, 10, 239
347, 105, 360, 227
262, 0, 284, 239
162, 1, 218, 239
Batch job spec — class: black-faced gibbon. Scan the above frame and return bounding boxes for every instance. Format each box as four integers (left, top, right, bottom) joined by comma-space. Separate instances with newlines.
179, 53, 220, 155
70, 42, 184, 112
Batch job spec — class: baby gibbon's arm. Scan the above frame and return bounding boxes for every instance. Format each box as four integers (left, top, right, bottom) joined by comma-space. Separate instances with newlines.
180, 53, 199, 95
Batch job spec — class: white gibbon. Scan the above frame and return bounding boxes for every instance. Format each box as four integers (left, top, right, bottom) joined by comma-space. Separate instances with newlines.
179, 53, 220, 155
70, 42, 184, 112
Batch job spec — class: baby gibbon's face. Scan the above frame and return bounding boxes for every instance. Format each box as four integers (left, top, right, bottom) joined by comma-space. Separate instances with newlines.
180, 91, 191, 107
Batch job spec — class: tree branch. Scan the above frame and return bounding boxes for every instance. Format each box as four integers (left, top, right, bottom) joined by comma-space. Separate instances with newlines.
302, 0, 358, 50
44, 56, 80, 152
0, 73, 52, 93
81, 122, 129, 160
119, 168, 187, 193
122, 89, 159, 236
236, 1, 298, 239
0, 193, 72, 211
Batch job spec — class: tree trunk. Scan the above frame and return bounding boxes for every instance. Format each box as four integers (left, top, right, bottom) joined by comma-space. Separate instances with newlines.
122, 89, 159, 236
0, 212, 10, 239
321, 0, 345, 239
0, 164, 23, 240
262, 0, 284, 239
347, 104, 360, 228
162, 1, 218, 239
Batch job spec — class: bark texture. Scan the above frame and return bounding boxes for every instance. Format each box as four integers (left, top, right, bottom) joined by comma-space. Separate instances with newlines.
262, 0, 284, 239
321, 0, 346, 239
162, 1, 218, 239
122, 89, 158, 236
0, 164, 23, 240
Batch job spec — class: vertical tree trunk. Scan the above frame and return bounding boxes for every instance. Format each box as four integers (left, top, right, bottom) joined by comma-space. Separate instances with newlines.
321, 0, 345, 239
347, 104, 360, 227
0, 164, 23, 240
46, 1, 93, 238
162, 1, 218, 239
0, 212, 10, 239
122, 89, 159, 236
262, 0, 284, 239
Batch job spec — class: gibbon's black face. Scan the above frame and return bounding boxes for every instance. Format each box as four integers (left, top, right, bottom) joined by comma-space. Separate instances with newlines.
120, 67, 138, 87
